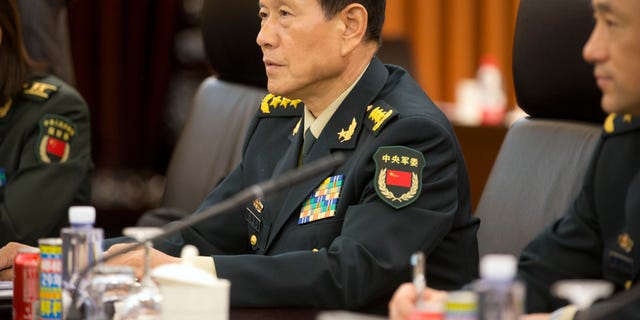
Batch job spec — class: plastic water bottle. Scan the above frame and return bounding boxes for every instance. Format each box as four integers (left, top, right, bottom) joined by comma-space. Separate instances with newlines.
476, 55, 506, 126
475, 254, 524, 320
61, 206, 104, 317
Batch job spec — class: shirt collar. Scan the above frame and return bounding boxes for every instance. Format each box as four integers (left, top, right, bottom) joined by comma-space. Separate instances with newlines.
304, 64, 369, 139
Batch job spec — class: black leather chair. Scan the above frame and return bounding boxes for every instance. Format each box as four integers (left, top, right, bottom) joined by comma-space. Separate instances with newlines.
138, 1, 267, 225
475, 0, 606, 257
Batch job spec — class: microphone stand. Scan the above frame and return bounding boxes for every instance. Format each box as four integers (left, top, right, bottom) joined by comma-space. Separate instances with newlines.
66, 152, 346, 319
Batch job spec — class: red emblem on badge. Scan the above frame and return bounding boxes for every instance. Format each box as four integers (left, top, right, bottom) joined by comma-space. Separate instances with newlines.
386, 170, 412, 188
46, 137, 67, 158
37, 115, 76, 163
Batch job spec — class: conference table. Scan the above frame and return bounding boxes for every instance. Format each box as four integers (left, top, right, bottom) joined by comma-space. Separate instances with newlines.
0, 296, 386, 320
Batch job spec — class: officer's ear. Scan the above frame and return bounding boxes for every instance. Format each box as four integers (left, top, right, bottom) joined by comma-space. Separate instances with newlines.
338, 3, 367, 56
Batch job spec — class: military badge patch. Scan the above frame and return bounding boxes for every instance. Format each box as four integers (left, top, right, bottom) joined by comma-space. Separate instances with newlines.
374, 146, 426, 209
298, 174, 344, 224
37, 115, 77, 163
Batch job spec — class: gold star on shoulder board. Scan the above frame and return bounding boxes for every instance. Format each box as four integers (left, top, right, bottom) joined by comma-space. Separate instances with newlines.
270, 96, 282, 107
337, 118, 357, 142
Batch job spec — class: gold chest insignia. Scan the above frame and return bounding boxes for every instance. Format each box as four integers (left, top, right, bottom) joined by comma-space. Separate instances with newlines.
252, 198, 264, 213
618, 233, 634, 253
337, 118, 357, 142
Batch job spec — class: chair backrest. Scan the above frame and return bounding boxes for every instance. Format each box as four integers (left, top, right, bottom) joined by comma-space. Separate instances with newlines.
475, 0, 606, 257
160, 1, 267, 213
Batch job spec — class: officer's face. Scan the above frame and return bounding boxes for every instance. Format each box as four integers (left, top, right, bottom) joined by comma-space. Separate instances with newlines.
257, 0, 346, 100
583, 0, 640, 115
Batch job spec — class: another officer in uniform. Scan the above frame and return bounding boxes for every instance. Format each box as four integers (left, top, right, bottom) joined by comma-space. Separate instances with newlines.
106, 0, 479, 312
389, 0, 640, 319
0, 0, 91, 248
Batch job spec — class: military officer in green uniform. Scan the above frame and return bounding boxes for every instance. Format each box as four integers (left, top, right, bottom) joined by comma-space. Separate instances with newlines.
0, 0, 91, 248
517, 0, 640, 317
106, 0, 479, 313
389, 0, 640, 319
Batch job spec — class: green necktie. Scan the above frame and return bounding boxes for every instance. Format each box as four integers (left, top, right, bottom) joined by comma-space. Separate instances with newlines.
302, 129, 316, 157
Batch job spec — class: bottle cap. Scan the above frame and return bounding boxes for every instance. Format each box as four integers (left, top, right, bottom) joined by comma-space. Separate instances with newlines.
17, 247, 41, 254
480, 254, 517, 280
480, 54, 499, 67
68, 206, 96, 225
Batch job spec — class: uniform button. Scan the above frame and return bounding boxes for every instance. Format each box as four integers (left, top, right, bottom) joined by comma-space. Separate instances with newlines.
625, 280, 632, 290
312, 248, 319, 252
250, 234, 257, 246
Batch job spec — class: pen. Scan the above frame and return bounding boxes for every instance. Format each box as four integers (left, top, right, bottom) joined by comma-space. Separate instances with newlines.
411, 251, 426, 309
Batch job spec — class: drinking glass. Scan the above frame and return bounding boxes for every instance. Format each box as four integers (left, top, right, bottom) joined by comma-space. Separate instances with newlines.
83, 265, 137, 320
118, 227, 164, 320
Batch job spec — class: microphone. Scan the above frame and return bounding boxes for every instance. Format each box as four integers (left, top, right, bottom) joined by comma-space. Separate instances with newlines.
66, 152, 346, 319
575, 283, 640, 320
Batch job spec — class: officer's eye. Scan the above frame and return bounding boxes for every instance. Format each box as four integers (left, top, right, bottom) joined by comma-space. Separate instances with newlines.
258, 10, 268, 21
279, 9, 291, 17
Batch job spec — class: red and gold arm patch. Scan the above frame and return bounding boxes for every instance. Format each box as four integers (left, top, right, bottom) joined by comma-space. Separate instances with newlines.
373, 146, 426, 209
36, 115, 77, 164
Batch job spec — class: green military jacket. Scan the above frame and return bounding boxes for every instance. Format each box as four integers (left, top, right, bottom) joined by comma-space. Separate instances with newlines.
519, 113, 640, 317
159, 57, 479, 312
0, 74, 91, 246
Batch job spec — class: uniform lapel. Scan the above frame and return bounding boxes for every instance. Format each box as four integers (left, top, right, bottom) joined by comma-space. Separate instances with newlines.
271, 118, 303, 177
264, 57, 389, 252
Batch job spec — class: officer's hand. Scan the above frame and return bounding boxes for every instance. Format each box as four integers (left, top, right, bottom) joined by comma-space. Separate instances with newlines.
0, 242, 35, 278
389, 283, 448, 320
0, 268, 13, 281
105, 243, 181, 279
